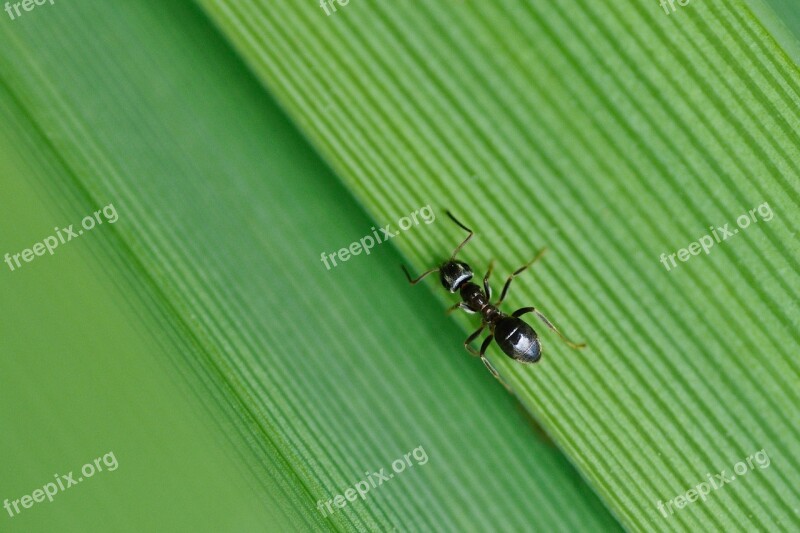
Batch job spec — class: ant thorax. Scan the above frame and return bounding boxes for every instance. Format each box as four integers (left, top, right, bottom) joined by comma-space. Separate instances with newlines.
459, 282, 502, 324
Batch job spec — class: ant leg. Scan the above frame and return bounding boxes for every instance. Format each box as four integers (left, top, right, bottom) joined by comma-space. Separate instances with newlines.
479, 335, 512, 391
446, 210, 474, 258
512, 306, 586, 349
479, 334, 494, 356
483, 260, 494, 300
478, 335, 500, 379
496, 248, 547, 305
401, 264, 439, 285
463, 324, 486, 356
446, 302, 475, 315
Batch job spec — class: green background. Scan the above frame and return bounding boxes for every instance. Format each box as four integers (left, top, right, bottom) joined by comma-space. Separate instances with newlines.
2, 0, 799, 531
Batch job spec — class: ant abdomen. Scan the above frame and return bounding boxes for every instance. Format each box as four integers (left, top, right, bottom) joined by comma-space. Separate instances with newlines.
494, 317, 542, 363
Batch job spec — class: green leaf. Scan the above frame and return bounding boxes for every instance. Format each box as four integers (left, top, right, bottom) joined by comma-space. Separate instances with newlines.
0, 1, 619, 531
195, 0, 800, 531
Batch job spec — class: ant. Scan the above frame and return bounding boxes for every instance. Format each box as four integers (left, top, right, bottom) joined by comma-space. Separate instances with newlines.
402, 211, 585, 385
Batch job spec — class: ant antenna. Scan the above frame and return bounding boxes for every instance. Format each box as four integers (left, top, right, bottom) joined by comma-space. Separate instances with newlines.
446, 210, 473, 259
401, 210, 473, 285
401, 264, 438, 285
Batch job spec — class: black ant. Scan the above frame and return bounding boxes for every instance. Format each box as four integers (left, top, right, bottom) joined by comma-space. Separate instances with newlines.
402, 211, 585, 385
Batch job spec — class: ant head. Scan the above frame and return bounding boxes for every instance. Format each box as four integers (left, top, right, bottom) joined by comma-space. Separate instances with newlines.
439, 260, 473, 293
